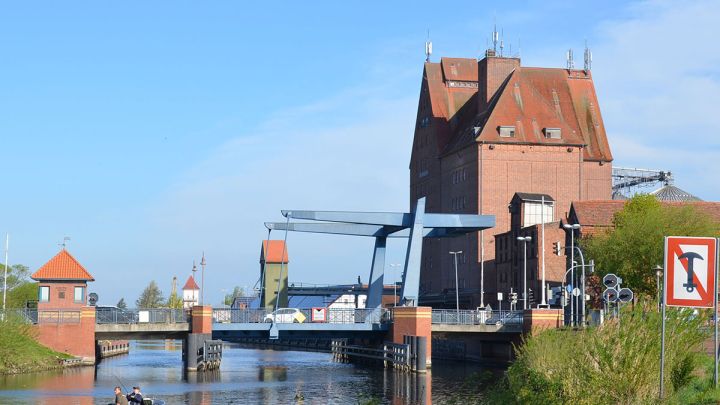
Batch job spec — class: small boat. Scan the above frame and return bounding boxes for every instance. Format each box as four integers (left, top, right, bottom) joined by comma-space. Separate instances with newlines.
142, 399, 165, 405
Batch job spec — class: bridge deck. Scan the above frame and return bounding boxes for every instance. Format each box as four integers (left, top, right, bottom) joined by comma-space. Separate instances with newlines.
95, 323, 190, 340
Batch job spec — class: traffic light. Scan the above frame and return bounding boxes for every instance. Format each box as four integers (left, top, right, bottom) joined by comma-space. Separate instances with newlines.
510, 292, 518, 304
552, 241, 562, 256
528, 288, 535, 305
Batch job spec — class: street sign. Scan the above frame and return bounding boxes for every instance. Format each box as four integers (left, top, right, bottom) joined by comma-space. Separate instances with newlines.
497, 292, 503, 301
618, 288, 633, 303
664, 236, 717, 308
572, 287, 581, 297
603, 288, 618, 303
603, 273, 620, 289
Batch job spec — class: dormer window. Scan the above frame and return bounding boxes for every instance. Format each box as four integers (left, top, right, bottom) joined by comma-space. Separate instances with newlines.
543, 127, 561, 139
498, 126, 515, 138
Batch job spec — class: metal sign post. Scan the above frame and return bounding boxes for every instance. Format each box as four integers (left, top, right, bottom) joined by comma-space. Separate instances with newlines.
660, 236, 718, 399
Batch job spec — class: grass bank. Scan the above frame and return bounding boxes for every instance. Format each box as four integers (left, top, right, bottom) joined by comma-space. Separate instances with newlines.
0, 315, 72, 375
476, 302, 720, 404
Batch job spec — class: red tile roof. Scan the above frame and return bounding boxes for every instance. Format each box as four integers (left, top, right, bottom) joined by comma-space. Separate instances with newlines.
31, 250, 94, 281
182, 275, 199, 290
422, 57, 613, 162
261, 240, 289, 263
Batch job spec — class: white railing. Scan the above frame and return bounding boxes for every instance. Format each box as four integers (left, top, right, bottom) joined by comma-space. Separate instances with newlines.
431, 309, 524, 326
213, 308, 391, 324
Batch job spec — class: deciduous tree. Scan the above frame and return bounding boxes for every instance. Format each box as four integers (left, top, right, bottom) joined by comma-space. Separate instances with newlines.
583, 195, 720, 297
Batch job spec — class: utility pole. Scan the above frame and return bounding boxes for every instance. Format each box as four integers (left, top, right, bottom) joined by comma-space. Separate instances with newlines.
450, 251, 463, 319
200, 253, 206, 306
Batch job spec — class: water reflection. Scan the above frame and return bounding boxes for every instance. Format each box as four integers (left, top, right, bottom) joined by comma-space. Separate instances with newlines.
0, 341, 489, 404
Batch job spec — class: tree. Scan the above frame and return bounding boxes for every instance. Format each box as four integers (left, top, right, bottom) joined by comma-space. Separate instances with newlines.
166, 292, 183, 309
116, 298, 127, 309
583, 195, 720, 297
135, 281, 165, 308
224, 286, 245, 306
1, 264, 30, 291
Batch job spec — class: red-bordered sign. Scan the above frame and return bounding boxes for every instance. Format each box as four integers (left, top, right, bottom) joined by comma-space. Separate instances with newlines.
664, 236, 718, 308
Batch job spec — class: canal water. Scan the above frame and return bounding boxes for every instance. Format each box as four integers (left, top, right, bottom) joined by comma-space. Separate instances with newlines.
0, 341, 493, 404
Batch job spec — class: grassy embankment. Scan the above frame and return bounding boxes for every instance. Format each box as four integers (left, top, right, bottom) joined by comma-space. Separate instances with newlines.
0, 315, 71, 375
473, 302, 720, 404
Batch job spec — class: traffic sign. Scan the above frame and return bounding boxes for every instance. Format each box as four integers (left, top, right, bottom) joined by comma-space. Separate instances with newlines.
618, 288, 633, 303
603, 288, 618, 303
603, 273, 620, 289
664, 236, 718, 308
572, 287, 581, 297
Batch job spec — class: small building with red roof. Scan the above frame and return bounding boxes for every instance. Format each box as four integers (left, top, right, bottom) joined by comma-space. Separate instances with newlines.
31, 249, 94, 309
182, 275, 200, 310
260, 240, 289, 309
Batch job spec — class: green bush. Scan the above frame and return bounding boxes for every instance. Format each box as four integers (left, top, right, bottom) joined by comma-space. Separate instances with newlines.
491, 303, 708, 404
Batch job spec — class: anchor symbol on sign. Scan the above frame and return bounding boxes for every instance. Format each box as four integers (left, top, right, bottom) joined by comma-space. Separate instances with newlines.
679, 252, 703, 293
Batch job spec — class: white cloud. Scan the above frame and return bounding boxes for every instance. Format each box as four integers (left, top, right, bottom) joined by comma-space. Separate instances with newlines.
592, 0, 720, 200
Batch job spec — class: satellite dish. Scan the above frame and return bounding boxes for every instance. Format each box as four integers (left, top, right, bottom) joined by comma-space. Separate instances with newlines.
88, 293, 98, 306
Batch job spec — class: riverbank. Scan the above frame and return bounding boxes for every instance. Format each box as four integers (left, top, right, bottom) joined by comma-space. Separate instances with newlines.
0, 317, 73, 375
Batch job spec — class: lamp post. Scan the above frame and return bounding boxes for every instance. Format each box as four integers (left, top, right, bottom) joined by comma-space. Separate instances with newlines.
563, 223, 581, 327
655, 265, 663, 311
389, 263, 401, 306
516, 236, 532, 310
449, 251, 463, 319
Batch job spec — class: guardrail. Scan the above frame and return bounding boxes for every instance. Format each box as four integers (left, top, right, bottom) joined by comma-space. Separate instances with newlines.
431, 309, 524, 326
95, 308, 187, 324
213, 308, 391, 324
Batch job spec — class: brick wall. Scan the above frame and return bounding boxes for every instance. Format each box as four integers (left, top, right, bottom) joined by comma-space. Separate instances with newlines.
34, 306, 96, 362
37, 281, 88, 309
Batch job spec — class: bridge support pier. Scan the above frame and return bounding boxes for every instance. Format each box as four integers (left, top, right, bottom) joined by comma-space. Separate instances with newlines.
523, 308, 564, 335
183, 305, 219, 372
391, 306, 432, 367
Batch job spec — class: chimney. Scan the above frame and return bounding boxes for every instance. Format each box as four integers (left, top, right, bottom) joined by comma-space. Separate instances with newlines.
478, 54, 520, 113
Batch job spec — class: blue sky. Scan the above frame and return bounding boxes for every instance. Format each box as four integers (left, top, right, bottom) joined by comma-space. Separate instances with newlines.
1, 0, 719, 306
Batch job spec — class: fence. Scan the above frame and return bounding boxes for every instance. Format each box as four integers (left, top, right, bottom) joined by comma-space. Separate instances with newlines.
95, 308, 187, 324
331, 337, 425, 372
431, 309, 524, 326
2, 309, 80, 324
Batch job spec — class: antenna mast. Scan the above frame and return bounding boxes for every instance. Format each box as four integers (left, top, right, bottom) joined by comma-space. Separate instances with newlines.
492, 24, 499, 53
424, 30, 432, 62
566, 49, 574, 69
584, 41, 592, 72
499, 28, 504, 57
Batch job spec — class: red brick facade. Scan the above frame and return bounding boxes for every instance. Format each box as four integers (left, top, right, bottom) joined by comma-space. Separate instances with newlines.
34, 306, 96, 363
192, 305, 213, 334
411, 53, 613, 309
391, 306, 432, 366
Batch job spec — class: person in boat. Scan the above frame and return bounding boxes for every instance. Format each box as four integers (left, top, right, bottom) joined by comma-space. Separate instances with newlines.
113, 386, 128, 405
126, 386, 144, 404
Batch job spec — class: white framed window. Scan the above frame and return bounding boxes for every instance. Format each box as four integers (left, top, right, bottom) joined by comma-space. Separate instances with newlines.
39, 286, 50, 302
74, 286, 85, 303
498, 126, 516, 138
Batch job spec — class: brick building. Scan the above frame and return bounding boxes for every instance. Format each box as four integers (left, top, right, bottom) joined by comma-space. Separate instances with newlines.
30, 249, 97, 362
410, 51, 613, 308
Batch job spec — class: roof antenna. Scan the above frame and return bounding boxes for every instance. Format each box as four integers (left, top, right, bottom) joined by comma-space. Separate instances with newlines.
59, 236, 70, 250
424, 29, 432, 62
499, 28, 504, 57
583, 40, 592, 72
492, 23, 499, 53
517, 36, 521, 58
566, 48, 574, 69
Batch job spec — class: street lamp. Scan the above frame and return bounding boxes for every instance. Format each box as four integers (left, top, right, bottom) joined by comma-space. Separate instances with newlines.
389, 263, 402, 306
516, 236, 532, 310
563, 223, 581, 327
449, 251, 463, 319
655, 265, 663, 311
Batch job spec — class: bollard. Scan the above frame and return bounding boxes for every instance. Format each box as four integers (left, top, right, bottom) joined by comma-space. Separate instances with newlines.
416, 336, 427, 373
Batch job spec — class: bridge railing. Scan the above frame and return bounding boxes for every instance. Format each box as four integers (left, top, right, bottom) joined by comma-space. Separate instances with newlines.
431, 309, 524, 326
2, 308, 81, 324
213, 307, 391, 324
96, 308, 187, 324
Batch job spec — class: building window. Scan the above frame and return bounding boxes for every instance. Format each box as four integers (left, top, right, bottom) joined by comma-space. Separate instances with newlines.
39, 286, 50, 302
58, 290, 65, 299
498, 126, 516, 138
543, 127, 561, 139
74, 286, 85, 303
522, 201, 554, 227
